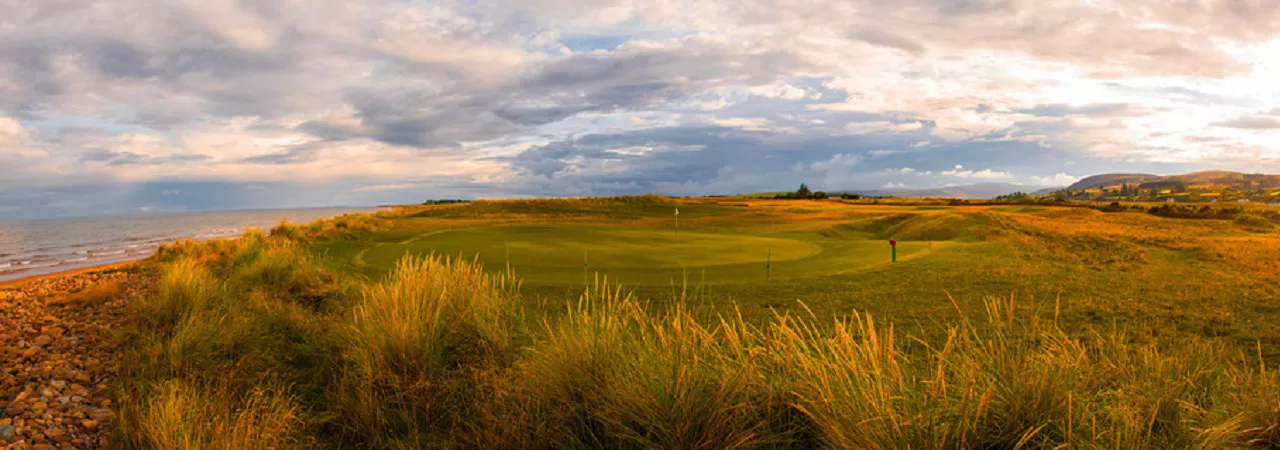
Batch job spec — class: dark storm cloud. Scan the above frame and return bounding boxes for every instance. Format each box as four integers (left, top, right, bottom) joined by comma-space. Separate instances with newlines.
337, 39, 813, 148
508, 123, 943, 190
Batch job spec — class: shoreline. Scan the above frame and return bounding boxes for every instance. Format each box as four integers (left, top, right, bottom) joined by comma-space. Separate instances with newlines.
0, 260, 141, 290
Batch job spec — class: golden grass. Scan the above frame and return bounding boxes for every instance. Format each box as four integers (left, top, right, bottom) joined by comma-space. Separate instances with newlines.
132, 380, 306, 450
111, 201, 1280, 449
53, 279, 123, 306
336, 255, 522, 445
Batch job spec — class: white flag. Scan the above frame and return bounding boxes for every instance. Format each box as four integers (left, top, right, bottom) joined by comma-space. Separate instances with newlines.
675, 207, 679, 216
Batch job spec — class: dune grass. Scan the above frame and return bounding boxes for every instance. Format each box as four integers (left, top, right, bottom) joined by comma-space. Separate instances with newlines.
110, 205, 1280, 449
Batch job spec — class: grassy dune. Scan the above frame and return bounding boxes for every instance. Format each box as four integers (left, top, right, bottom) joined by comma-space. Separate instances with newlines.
109, 198, 1280, 448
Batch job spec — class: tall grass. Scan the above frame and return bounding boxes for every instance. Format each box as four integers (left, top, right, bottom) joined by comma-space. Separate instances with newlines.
336, 255, 522, 446
114, 230, 1280, 449
132, 380, 305, 450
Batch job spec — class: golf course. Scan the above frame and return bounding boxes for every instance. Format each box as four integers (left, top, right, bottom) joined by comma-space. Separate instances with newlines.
308, 196, 1280, 344
350, 223, 934, 285
109, 195, 1280, 449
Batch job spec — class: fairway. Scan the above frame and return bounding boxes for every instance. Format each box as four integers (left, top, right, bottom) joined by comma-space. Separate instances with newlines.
121, 196, 1280, 449
358, 224, 934, 285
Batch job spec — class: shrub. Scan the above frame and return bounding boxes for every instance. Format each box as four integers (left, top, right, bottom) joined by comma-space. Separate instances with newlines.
1147, 204, 1244, 220
1234, 213, 1275, 231
271, 214, 387, 242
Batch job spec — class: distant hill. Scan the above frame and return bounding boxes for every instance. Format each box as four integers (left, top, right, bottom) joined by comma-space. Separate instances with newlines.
837, 182, 1028, 199
1030, 186, 1065, 196
1065, 173, 1162, 191
1066, 171, 1280, 191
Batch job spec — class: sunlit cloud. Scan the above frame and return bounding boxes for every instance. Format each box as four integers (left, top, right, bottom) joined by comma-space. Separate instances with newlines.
2, 0, 1280, 218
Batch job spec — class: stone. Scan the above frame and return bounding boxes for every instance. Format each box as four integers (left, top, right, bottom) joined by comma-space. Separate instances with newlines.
1, 270, 139, 448
88, 409, 114, 422
4, 402, 25, 416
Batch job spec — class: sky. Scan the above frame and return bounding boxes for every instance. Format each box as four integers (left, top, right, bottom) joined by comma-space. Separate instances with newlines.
2, 0, 1280, 219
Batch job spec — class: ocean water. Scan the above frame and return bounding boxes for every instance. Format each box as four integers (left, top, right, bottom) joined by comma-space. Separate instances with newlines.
0, 207, 375, 283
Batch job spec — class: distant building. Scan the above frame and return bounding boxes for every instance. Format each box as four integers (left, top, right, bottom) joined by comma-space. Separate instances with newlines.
1238, 198, 1250, 203
1166, 197, 1176, 204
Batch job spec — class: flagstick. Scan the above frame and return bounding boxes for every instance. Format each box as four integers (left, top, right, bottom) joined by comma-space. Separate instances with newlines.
674, 207, 679, 238
766, 248, 771, 280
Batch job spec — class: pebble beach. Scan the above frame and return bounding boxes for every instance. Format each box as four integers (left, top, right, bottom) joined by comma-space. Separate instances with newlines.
0, 267, 148, 449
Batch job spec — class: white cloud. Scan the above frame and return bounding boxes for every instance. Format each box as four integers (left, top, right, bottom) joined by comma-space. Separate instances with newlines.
1029, 173, 1081, 186
747, 83, 808, 100
881, 182, 905, 188
845, 120, 924, 134
940, 165, 1013, 179
4, 0, 1280, 217
711, 117, 771, 130
808, 153, 863, 171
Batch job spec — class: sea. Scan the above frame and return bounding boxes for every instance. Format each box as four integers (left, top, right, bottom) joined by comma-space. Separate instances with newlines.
0, 207, 375, 283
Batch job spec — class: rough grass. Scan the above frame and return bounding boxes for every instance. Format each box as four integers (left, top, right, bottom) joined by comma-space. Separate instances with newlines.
110, 200, 1280, 448
53, 279, 124, 306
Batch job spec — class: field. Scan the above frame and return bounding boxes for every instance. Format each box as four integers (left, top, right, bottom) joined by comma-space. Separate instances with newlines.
107, 197, 1280, 449
317, 198, 1280, 354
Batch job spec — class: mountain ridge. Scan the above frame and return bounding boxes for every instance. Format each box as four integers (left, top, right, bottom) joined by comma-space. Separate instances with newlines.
835, 182, 1031, 199
1064, 170, 1280, 191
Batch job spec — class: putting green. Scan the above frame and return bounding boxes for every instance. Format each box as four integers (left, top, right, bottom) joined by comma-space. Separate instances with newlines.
359, 224, 937, 286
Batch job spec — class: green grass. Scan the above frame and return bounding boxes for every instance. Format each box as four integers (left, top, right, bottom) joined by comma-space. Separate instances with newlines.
109, 197, 1280, 448
313, 199, 1280, 355
355, 224, 937, 285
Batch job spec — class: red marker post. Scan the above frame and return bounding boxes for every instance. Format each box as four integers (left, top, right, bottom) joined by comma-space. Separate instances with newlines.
889, 238, 897, 263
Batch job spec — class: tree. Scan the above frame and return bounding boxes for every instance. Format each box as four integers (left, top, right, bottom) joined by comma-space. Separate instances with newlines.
797, 183, 813, 198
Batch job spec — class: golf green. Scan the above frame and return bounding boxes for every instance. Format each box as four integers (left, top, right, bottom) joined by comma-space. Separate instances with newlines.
358, 224, 936, 286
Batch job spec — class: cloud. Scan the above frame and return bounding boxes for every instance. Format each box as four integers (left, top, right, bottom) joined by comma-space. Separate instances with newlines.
1016, 103, 1147, 118
845, 120, 924, 134
1213, 116, 1280, 130
1029, 173, 1081, 186
353, 183, 421, 192
711, 117, 772, 131
848, 28, 926, 56
3, 0, 1280, 218
940, 165, 1012, 179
